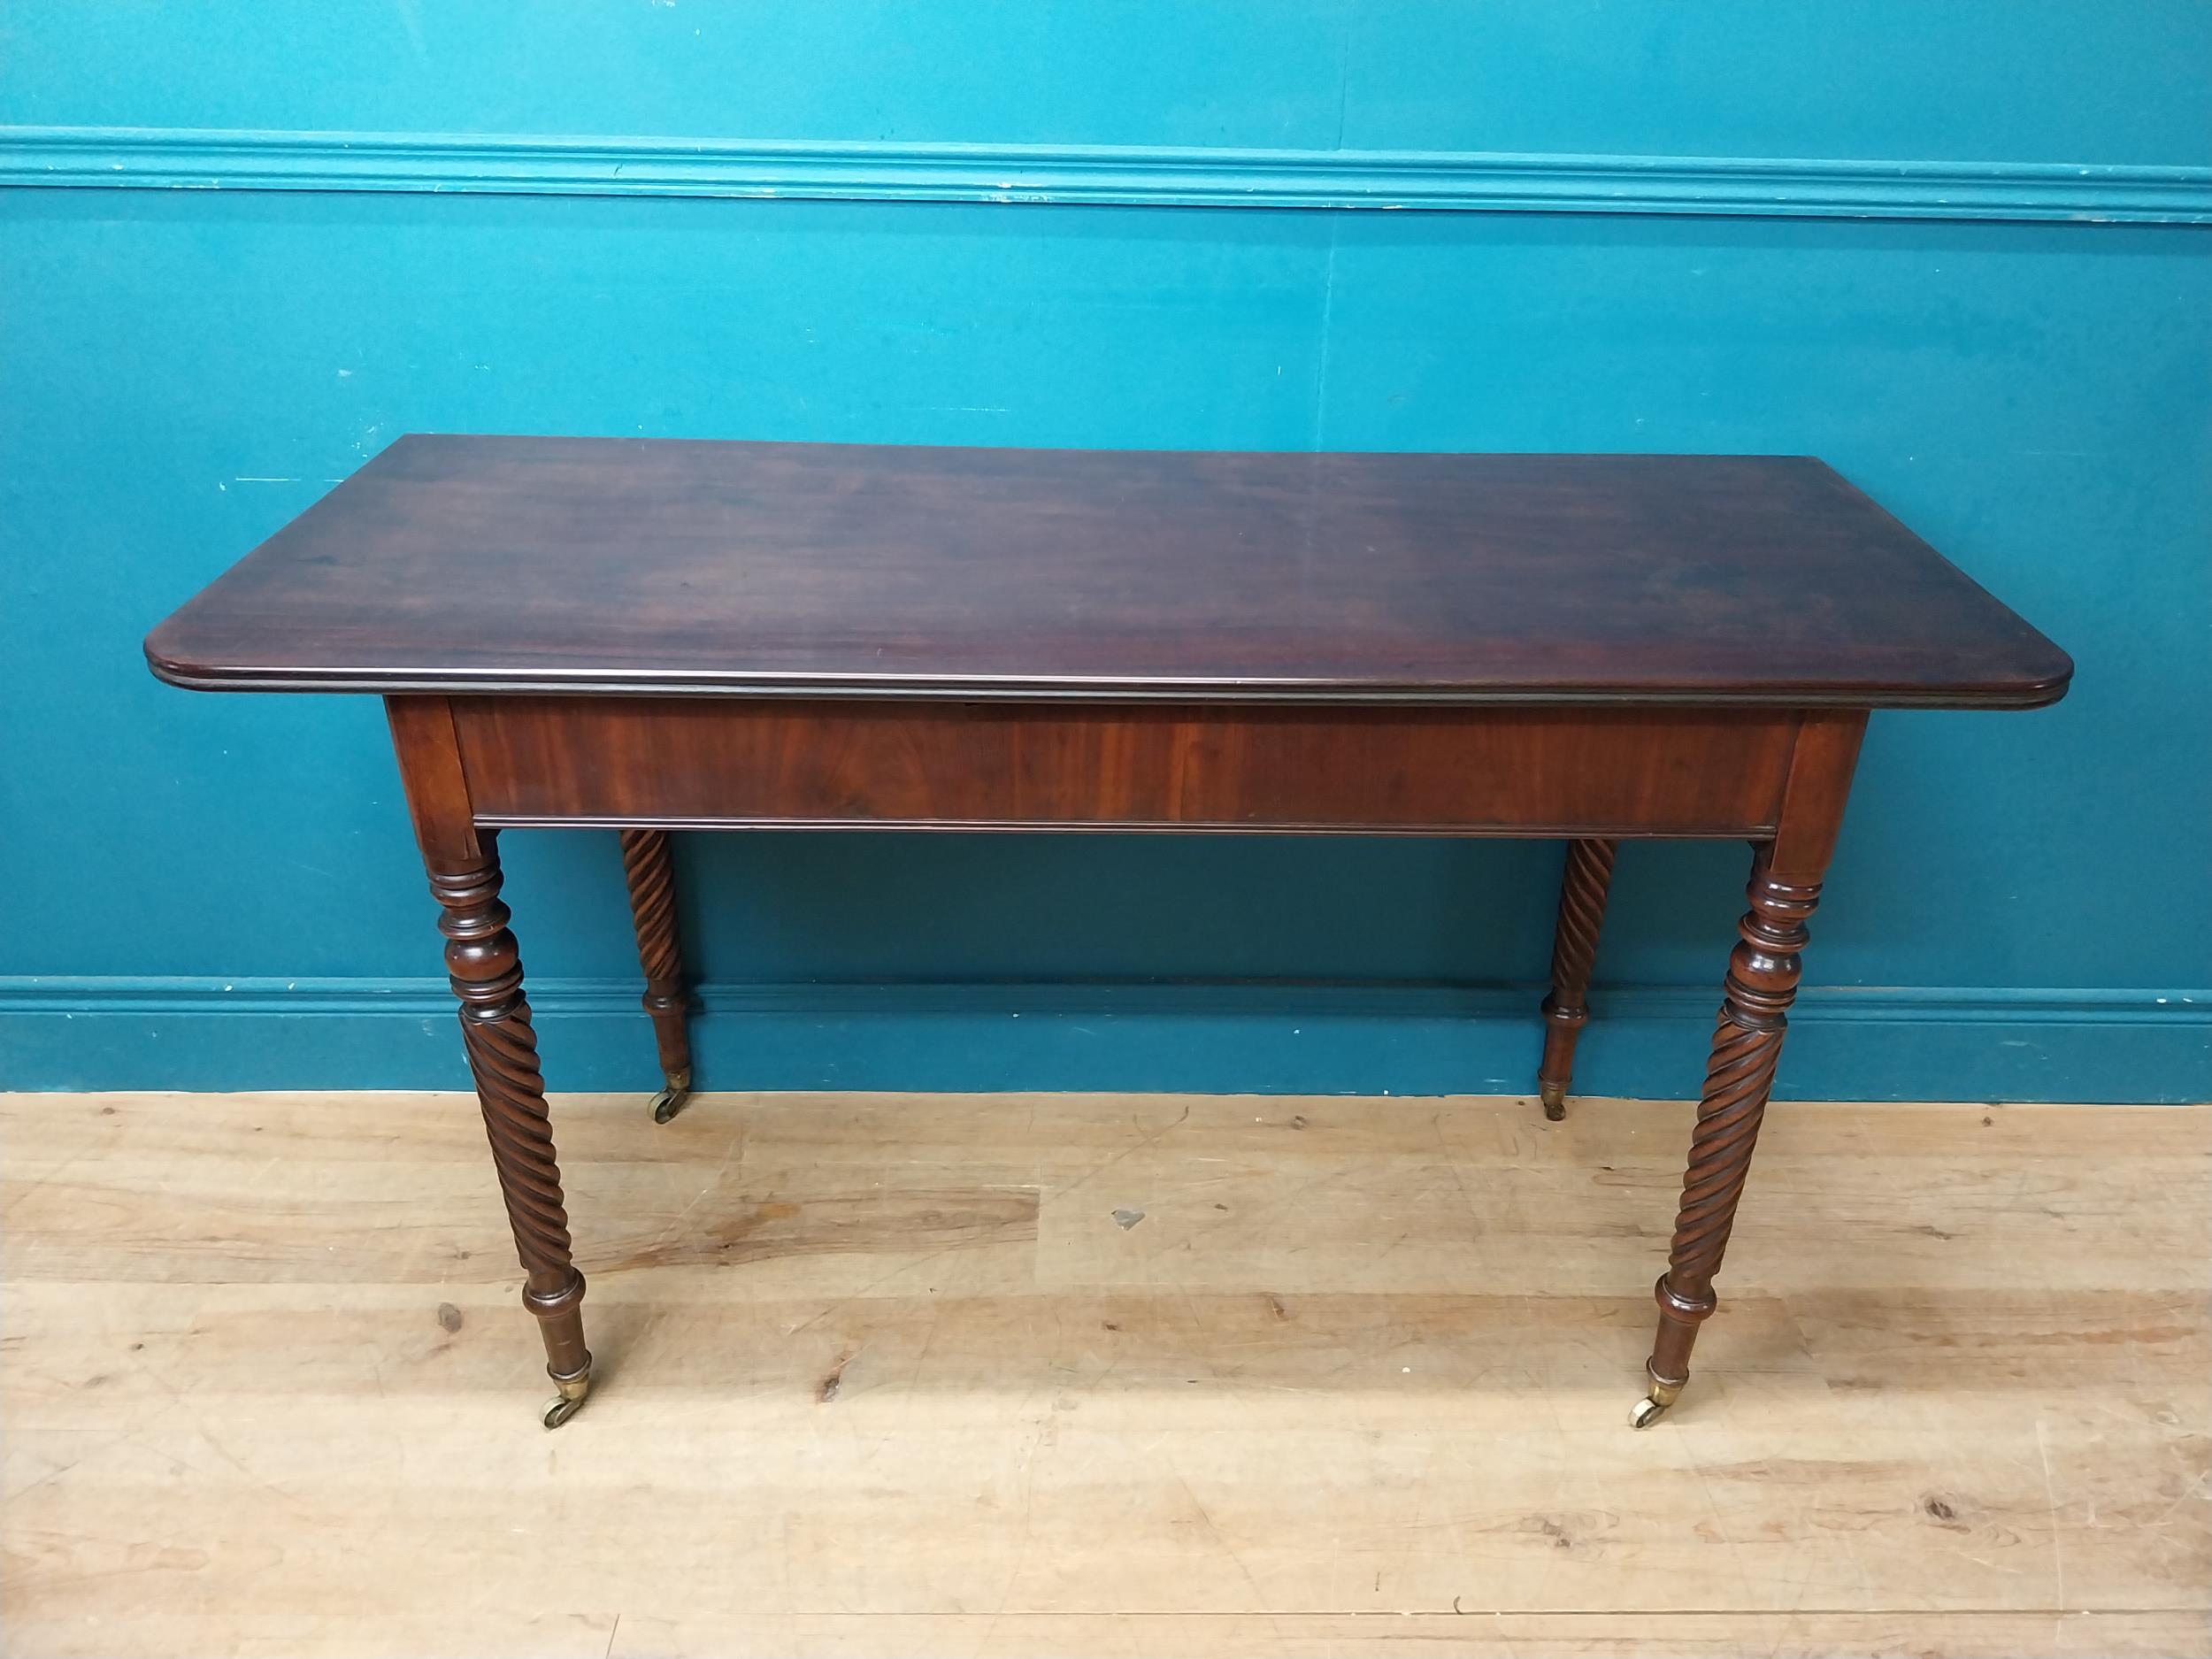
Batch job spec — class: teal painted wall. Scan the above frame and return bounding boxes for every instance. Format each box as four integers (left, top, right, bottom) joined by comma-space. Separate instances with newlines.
4, 4, 2208, 1100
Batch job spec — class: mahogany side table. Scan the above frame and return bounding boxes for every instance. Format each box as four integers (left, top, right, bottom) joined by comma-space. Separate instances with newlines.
144, 437, 2070, 1430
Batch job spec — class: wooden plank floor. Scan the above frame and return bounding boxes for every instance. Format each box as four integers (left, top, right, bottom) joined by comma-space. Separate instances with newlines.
3, 1090, 2207, 1658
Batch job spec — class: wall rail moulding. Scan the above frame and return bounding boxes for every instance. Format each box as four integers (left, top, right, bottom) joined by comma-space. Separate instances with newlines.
5, 127, 2211, 224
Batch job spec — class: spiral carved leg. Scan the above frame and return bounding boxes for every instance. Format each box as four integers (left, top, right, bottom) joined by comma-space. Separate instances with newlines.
618, 829, 694, 1123
431, 833, 592, 1427
1636, 851, 1821, 1428
1538, 838, 1617, 1120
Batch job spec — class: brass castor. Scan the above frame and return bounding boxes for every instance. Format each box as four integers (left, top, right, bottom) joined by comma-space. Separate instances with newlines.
1539, 1079, 1568, 1122
649, 1070, 693, 1125
1629, 1371, 1684, 1430
541, 1358, 593, 1430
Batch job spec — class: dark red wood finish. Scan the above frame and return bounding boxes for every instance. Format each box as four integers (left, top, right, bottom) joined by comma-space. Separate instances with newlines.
448, 697, 1802, 835
1538, 839, 1617, 1120
142, 438, 2070, 1432
387, 698, 592, 1425
1638, 711, 1865, 1426
617, 829, 694, 1123
146, 436, 2070, 709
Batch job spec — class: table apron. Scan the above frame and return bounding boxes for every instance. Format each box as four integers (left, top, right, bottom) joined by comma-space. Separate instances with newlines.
440, 695, 1810, 837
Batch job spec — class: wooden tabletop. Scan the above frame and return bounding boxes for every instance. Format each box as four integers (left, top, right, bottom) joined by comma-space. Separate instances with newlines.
145, 435, 2070, 708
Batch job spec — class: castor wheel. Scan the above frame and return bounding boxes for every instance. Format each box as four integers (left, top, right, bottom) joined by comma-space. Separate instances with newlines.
1629, 1373, 1684, 1430
541, 1360, 592, 1430
649, 1071, 692, 1125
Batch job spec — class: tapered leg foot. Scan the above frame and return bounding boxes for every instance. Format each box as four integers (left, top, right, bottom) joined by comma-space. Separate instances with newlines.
1538, 839, 1616, 1120
542, 1356, 594, 1430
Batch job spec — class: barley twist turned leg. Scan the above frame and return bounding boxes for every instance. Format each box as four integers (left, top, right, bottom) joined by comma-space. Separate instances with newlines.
1537, 837, 1617, 1120
432, 833, 593, 1429
618, 829, 694, 1123
1633, 849, 1820, 1429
